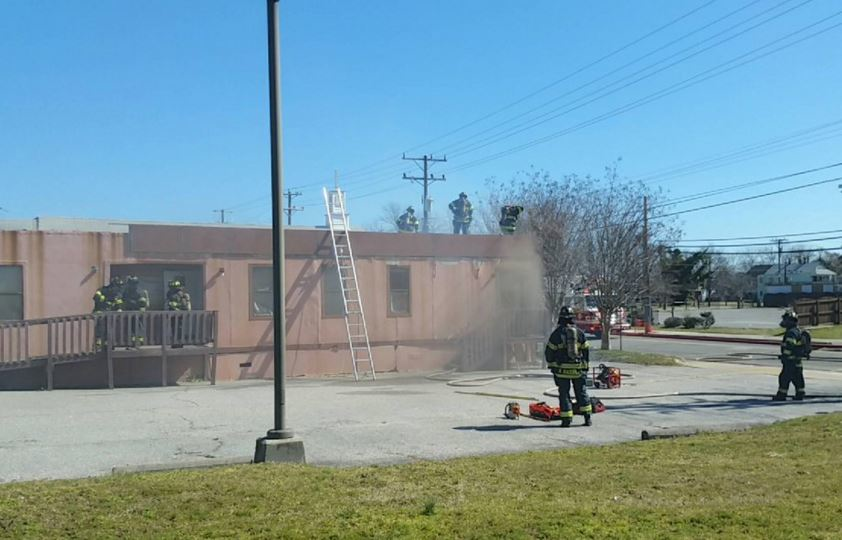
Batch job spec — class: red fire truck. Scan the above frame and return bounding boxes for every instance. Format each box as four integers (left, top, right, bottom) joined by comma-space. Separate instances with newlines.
564, 290, 630, 338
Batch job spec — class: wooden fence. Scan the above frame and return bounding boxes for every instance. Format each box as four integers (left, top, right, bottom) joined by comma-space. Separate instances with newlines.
794, 297, 842, 326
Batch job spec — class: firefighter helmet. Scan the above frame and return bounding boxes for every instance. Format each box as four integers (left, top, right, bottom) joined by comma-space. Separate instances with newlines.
558, 305, 574, 324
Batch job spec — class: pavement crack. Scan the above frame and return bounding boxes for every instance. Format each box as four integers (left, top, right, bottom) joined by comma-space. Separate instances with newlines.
177, 414, 196, 430
171, 394, 200, 408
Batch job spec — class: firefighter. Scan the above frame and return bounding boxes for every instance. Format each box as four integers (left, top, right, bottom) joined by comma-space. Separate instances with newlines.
122, 276, 149, 348
545, 306, 592, 427
166, 278, 192, 311
93, 276, 124, 349
448, 192, 473, 235
167, 278, 192, 347
772, 310, 810, 401
396, 206, 420, 232
498, 205, 523, 235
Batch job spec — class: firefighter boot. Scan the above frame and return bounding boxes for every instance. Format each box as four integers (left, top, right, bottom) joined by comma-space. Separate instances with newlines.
772, 392, 787, 401
561, 418, 572, 428
794, 391, 805, 401
583, 414, 592, 427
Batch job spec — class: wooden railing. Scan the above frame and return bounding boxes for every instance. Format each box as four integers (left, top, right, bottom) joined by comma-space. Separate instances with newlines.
0, 311, 218, 389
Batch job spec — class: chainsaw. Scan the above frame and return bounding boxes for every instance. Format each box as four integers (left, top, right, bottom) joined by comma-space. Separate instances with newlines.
503, 399, 605, 421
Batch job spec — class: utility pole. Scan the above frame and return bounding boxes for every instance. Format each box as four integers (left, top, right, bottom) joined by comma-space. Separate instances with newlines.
402, 154, 446, 233
213, 209, 230, 224
643, 195, 652, 334
284, 190, 303, 225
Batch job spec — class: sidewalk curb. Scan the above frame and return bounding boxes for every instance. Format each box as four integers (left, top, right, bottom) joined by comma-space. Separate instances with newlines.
112, 456, 253, 476
627, 331, 842, 350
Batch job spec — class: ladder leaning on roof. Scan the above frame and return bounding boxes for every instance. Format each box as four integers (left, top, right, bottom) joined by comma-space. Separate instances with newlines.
322, 187, 376, 381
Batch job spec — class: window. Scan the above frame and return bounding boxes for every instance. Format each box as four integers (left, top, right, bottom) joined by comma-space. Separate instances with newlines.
388, 266, 410, 316
0, 265, 23, 321
322, 265, 344, 318
251, 266, 273, 318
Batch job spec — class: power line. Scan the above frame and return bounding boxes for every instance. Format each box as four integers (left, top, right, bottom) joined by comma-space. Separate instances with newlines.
435, 0, 793, 159
656, 175, 842, 219
331, 0, 720, 182
445, 10, 842, 174
680, 228, 842, 242
674, 234, 842, 249
655, 161, 842, 208
685, 245, 842, 256
633, 118, 842, 183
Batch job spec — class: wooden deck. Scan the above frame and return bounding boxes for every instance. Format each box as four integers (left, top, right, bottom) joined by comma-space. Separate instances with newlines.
0, 311, 218, 389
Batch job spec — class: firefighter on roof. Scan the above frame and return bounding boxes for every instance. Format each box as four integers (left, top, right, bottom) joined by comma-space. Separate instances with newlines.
448, 192, 473, 234
773, 310, 810, 401
545, 306, 592, 427
396, 206, 420, 232
498, 205, 523, 235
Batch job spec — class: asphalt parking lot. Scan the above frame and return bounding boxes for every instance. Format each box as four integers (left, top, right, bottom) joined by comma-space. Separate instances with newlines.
3, 354, 842, 484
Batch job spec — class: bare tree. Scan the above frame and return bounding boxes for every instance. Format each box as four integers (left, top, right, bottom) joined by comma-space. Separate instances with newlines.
372, 202, 404, 232
579, 168, 670, 350
486, 169, 590, 318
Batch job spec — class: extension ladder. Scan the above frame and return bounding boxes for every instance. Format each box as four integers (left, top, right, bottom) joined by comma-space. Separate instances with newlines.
322, 187, 376, 381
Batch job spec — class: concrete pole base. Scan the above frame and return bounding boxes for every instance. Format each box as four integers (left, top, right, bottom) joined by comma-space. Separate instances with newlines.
254, 436, 306, 464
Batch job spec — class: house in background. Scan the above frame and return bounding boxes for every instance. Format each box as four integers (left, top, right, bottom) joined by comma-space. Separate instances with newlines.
757, 256, 839, 307
0, 218, 546, 390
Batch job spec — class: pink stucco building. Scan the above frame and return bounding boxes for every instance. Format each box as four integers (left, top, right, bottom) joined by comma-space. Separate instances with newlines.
0, 219, 547, 389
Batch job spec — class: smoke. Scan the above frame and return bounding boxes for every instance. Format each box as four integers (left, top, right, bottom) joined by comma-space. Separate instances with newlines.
460, 234, 549, 371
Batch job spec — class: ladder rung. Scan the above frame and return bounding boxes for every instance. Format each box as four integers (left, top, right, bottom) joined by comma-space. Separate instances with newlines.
347, 311, 362, 315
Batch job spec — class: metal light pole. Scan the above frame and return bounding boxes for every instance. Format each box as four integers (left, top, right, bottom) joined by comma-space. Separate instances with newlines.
255, 0, 304, 462
266, 0, 290, 440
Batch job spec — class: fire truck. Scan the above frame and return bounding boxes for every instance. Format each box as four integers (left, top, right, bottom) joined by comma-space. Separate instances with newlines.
564, 290, 630, 338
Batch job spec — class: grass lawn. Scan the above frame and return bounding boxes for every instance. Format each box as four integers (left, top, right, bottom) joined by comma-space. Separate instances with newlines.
661, 327, 782, 337
660, 325, 842, 340
592, 349, 681, 366
9, 415, 840, 537
807, 325, 842, 340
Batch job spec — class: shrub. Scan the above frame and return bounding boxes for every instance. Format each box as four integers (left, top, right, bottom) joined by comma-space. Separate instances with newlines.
663, 317, 683, 328
682, 316, 705, 329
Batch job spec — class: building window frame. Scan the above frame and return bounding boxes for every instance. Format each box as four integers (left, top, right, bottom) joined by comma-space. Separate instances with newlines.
387, 265, 411, 318
321, 263, 345, 319
0, 264, 24, 321
249, 264, 274, 320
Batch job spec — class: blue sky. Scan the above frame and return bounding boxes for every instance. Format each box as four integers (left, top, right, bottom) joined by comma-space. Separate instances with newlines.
1, 0, 841, 247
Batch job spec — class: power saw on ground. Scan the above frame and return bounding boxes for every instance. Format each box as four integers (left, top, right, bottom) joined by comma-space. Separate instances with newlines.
504, 399, 606, 421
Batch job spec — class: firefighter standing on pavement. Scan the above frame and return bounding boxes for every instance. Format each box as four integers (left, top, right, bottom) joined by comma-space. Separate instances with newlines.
773, 310, 810, 401
396, 206, 420, 232
499, 205, 524, 235
449, 192, 473, 234
545, 306, 592, 427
